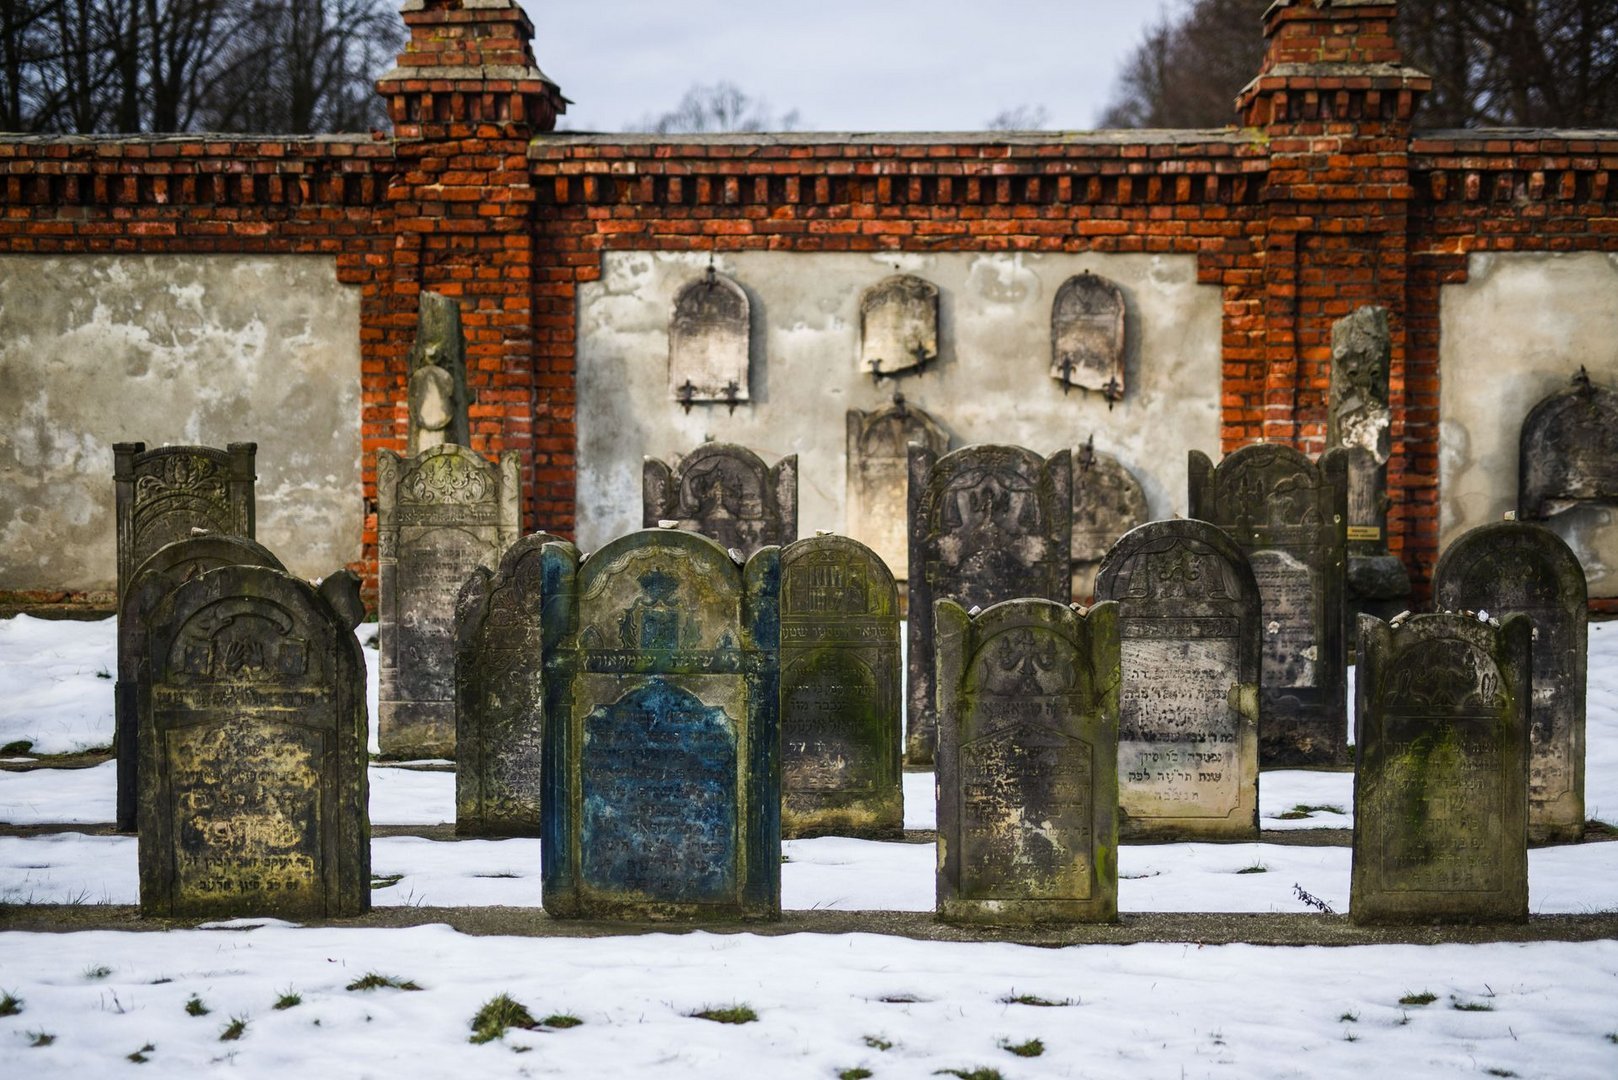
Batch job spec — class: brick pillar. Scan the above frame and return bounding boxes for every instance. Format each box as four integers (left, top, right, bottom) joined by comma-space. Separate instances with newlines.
1235, 0, 1435, 586
372, 0, 568, 544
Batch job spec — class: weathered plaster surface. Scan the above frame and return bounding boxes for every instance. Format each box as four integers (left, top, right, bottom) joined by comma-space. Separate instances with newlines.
1440, 252, 1618, 596
576, 251, 1222, 554
0, 255, 362, 590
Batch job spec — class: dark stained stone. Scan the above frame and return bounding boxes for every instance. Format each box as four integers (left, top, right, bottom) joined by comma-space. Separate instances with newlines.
1189, 445, 1349, 766
1434, 522, 1588, 842
139, 563, 370, 919
1327, 306, 1392, 464
860, 274, 939, 378
643, 442, 797, 558
779, 534, 902, 839
376, 445, 522, 760
1050, 273, 1126, 399
935, 598, 1120, 925
453, 532, 561, 838
845, 397, 950, 582
1352, 613, 1531, 925
114, 441, 257, 605
1519, 367, 1618, 521
1094, 519, 1261, 841
1070, 447, 1149, 599
669, 269, 751, 406
116, 534, 285, 833
540, 530, 781, 921
406, 290, 470, 457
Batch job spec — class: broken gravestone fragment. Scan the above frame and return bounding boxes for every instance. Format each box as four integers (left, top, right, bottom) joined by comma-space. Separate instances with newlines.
406, 290, 471, 456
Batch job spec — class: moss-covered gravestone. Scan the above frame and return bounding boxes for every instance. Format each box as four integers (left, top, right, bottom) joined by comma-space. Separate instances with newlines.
140, 564, 370, 919
1351, 613, 1531, 925
116, 534, 286, 833
935, 598, 1120, 925
1094, 520, 1260, 841
1189, 445, 1348, 766
643, 442, 797, 558
779, 534, 901, 838
540, 530, 781, 920
377, 444, 522, 759
453, 532, 561, 837
907, 444, 1073, 765
1434, 522, 1587, 842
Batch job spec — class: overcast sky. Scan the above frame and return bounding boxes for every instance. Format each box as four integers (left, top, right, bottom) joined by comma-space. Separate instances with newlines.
519, 1, 1185, 133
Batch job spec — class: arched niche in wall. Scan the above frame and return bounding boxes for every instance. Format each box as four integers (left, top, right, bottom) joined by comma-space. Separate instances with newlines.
668, 268, 750, 409
860, 274, 939, 379
1051, 272, 1126, 401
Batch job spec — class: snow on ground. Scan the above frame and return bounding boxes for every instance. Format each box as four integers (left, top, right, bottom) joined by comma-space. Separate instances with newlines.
0, 617, 116, 756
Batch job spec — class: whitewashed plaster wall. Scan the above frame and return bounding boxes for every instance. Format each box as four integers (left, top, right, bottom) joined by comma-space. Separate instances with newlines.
1440, 251, 1618, 597
0, 255, 363, 591
575, 251, 1223, 553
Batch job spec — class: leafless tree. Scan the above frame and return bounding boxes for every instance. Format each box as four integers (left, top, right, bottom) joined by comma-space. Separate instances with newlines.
629, 81, 803, 134
984, 104, 1050, 131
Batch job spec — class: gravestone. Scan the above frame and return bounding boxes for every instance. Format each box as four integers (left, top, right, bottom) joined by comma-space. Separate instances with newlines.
860, 274, 939, 379
907, 444, 1073, 764
377, 444, 522, 759
140, 564, 370, 918
114, 442, 256, 604
1434, 522, 1588, 842
406, 290, 471, 456
116, 534, 286, 833
1352, 613, 1531, 925
669, 269, 751, 408
1051, 273, 1126, 400
1070, 446, 1149, 600
540, 529, 780, 920
1189, 445, 1348, 766
1094, 520, 1260, 841
1520, 367, 1618, 521
779, 534, 902, 838
643, 442, 798, 558
935, 598, 1120, 925
453, 531, 561, 837
845, 396, 950, 582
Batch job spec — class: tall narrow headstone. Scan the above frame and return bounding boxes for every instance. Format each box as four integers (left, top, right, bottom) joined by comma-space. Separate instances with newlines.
779, 535, 902, 838
453, 531, 561, 837
1434, 522, 1588, 842
1094, 520, 1261, 841
1189, 445, 1348, 766
907, 444, 1073, 764
643, 442, 797, 558
540, 530, 781, 921
140, 564, 370, 918
845, 398, 950, 582
1519, 368, 1618, 521
1070, 447, 1149, 600
406, 291, 471, 456
935, 598, 1120, 925
377, 445, 522, 759
116, 534, 286, 833
1050, 272, 1127, 400
860, 274, 939, 378
114, 442, 257, 604
668, 269, 751, 408
1352, 613, 1531, 925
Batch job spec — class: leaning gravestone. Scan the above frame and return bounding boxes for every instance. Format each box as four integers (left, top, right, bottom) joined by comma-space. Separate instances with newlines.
643, 442, 797, 558
453, 531, 560, 837
1352, 612, 1531, 925
1519, 367, 1618, 522
845, 397, 949, 582
1070, 447, 1149, 600
1094, 520, 1261, 841
1189, 445, 1348, 766
114, 441, 258, 603
140, 564, 370, 918
935, 598, 1120, 925
1434, 522, 1588, 842
907, 444, 1073, 764
116, 534, 285, 833
376, 444, 522, 759
540, 529, 781, 921
779, 534, 902, 838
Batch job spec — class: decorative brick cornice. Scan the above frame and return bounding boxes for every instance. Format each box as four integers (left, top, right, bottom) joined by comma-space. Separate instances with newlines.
1239, 1, 1429, 126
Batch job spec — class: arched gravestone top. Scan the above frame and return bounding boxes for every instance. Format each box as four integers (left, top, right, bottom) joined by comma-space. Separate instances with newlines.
140, 563, 369, 919
934, 597, 1120, 925
1188, 444, 1348, 767
1519, 369, 1618, 521
454, 531, 562, 838
539, 529, 781, 921
845, 398, 950, 581
906, 443, 1073, 765
860, 274, 939, 378
778, 534, 902, 839
1051, 273, 1126, 398
116, 534, 286, 833
1352, 612, 1531, 926
1095, 519, 1261, 841
1433, 521, 1588, 842
669, 270, 751, 406
113, 442, 257, 603
1070, 449, 1149, 596
643, 442, 798, 558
